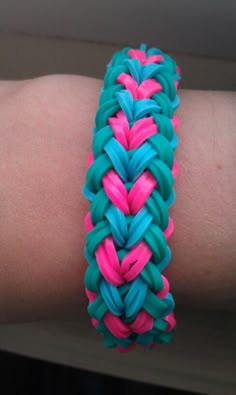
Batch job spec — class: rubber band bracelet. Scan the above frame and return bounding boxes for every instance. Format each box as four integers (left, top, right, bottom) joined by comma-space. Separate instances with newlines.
82, 43, 181, 353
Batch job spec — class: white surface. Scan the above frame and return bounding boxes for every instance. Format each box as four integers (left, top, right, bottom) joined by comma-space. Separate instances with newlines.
0, 0, 235, 59
0, 309, 235, 395
0, 33, 235, 91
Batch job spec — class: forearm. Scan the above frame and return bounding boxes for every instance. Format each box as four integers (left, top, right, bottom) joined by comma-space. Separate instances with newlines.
0, 75, 235, 323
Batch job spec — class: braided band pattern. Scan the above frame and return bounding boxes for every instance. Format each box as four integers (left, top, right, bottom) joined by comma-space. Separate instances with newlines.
83, 43, 181, 352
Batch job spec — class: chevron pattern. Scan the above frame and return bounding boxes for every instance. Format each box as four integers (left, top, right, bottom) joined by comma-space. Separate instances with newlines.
83, 43, 181, 352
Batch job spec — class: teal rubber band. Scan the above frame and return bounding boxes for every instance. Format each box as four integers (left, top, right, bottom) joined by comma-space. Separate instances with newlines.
83, 43, 182, 351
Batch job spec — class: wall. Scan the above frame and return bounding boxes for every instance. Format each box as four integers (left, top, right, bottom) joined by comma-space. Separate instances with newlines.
0, 0, 235, 59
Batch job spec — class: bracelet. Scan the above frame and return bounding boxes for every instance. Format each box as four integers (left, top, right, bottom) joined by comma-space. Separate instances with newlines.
82, 43, 181, 352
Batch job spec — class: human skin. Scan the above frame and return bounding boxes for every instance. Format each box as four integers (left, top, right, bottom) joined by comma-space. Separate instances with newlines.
0, 74, 235, 323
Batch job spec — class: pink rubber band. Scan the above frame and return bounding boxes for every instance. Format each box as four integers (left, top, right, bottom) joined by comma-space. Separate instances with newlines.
128, 49, 164, 65
128, 170, 157, 214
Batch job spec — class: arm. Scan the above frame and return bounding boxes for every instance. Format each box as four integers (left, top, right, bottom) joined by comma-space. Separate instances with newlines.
0, 74, 235, 323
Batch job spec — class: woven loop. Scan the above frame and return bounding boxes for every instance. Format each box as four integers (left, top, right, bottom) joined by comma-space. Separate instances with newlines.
83, 43, 181, 352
